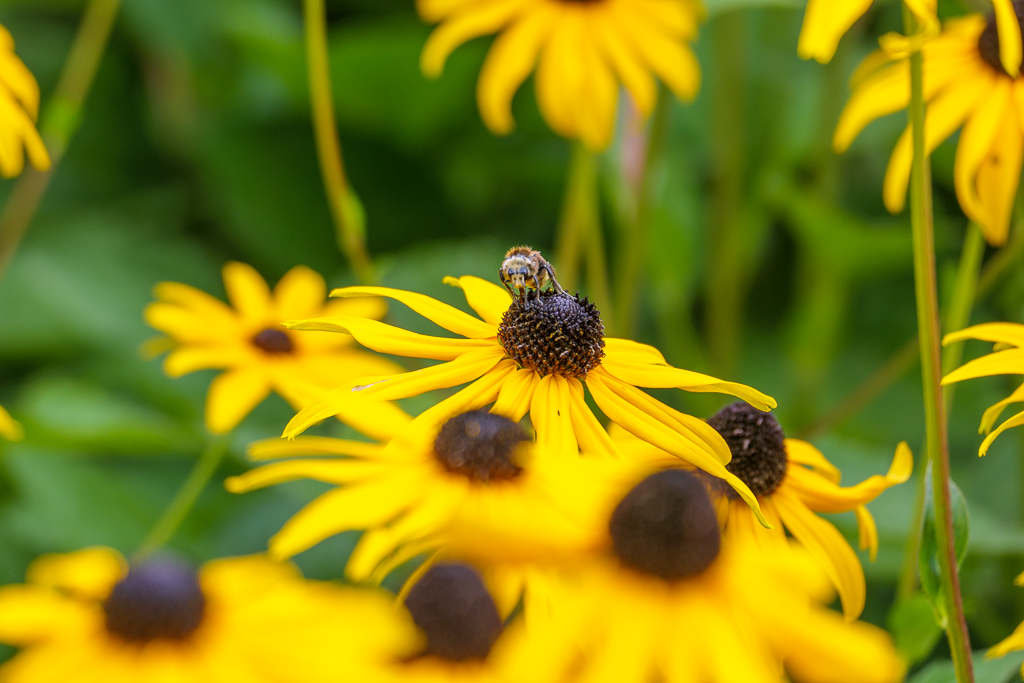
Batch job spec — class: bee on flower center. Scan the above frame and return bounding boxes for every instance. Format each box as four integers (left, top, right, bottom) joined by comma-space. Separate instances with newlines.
499, 246, 564, 300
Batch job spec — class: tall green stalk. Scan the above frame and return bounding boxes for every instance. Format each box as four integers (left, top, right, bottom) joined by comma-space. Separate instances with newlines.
0, 0, 122, 284
135, 436, 230, 559
706, 10, 746, 377
906, 10, 974, 681
304, 0, 374, 284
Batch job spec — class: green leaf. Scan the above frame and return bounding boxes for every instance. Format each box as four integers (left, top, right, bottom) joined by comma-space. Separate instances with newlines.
919, 463, 970, 627
908, 651, 1024, 683
889, 594, 945, 666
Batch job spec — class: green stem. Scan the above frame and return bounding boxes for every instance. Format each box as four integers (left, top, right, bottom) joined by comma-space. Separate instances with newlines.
304, 0, 374, 284
614, 91, 671, 339
706, 11, 746, 377
554, 143, 614, 331
906, 13, 974, 682
135, 437, 230, 559
0, 0, 122, 284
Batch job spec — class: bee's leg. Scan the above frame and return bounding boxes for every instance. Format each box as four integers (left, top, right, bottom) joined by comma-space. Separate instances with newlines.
532, 273, 543, 299
500, 269, 515, 297
542, 264, 564, 294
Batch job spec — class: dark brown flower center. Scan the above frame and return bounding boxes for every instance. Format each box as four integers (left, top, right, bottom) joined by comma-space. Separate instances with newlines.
497, 290, 605, 378
707, 402, 788, 498
103, 558, 206, 643
433, 410, 527, 482
404, 563, 504, 662
253, 328, 293, 354
609, 470, 721, 581
979, 2, 1024, 76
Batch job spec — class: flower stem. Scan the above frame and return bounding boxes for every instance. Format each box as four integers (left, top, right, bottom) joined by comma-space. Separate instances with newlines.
706, 10, 746, 377
304, 0, 374, 285
0, 0, 122, 285
906, 10, 974, 680
554, 143, 614, 332
135, 436, 230, 559
614, 90, 671, 339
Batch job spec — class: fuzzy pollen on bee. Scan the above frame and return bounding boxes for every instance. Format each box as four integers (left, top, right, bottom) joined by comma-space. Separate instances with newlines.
499, 246, 564, 299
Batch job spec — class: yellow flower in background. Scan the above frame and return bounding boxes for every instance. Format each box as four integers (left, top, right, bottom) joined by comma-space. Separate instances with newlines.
506, 469, 905, 683
228, 409, 631, 608
612, 403, 912, 620
942, 322, 1024, 454
0, 548, 419, 683
145, 262, 405, 435
279, 275, 778, 525
989, 571, 1024, 676
418, 0, 702, 150
0, 403, 23, 440
798, 0, 941, 65
835, 11, 1024, 246
0, 24, 50, 178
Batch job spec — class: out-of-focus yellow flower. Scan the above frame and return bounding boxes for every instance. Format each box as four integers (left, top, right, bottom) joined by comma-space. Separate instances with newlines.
0, 548, 420, 683
145, 262, 405, 435
989, 571, 1024, 676
0, 403, 23, 440
228, 408, 632, 611
0, 24, 49, 178
278, 274, 777, 525
417, 0, 702, 150
505, 469, 906, 683
942, 322, 1024, 454
835, 12, 1024, 246
612, 403, 912, 621
798, 0, 938, 65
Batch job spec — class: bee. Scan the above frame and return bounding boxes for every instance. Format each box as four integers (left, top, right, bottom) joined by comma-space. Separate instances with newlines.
499, 246, 564, 299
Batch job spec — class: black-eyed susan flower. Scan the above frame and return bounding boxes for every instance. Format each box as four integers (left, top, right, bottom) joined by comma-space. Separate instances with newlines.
0, 547, 419, 683
942, 322, 1024, 454
228, 409, 632, 601
611, 402, 912, 620
834, 7, 1024, 246
417, 0, 702, 150
508, 468, 906, 683
280, 274, 777, 524
0, 403, 22, 440
989, 571, 1024, 676
390, 562, 540, 682
0, 24, 49, 178
145, 262, 405, 435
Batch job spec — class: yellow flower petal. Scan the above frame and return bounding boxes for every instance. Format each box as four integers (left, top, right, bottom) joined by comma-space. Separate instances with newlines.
531, 374, 579, 460
205, 367, 272, 434
248, 436, 386, 460
613, 3, 700, 102
0, 403, 23, 441
329, 286, 497, 338
942, 347, 1024, 385
272, 265, 327, 320
163, 346, 251, 377
600, 356, 777, 411
222, 261, 273, 326
567, 377, 620, 458
943, 321, 1024, 347
27, 547, 124, 599
785, 439, 841, 484
980, 408, 1024, 455
443, 275, 513, 326
990, 620, 1024, 658
978, 382, 1024, 434
603, 337, 666, 364
492, 367, 540, 421
954, 76, 1012, 223
834, 58, 908, 153
476, 6, 557, 134
226, 459, 391, 493
401, 360, 516, 438
420, 0, 527, 77
797, 0, 873, 64
785, 440, 912, 513
994, 0, 1023, 78
286, 316, 493, 360
593, 9, 657, 115
0, 586, 92, 645
774, 486, 866, 620
973, 106, 1022, 246
855, 504, 880, 561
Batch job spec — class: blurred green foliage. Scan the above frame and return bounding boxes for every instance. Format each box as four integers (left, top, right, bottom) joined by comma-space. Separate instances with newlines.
2, 0, 1024, 675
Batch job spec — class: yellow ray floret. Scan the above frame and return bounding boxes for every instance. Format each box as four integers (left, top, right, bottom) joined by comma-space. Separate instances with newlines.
798, 0, 936, 65
0, 24, 50, 178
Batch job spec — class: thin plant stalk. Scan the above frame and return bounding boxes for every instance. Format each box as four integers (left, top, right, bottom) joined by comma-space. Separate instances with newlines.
906, 9, 974, 680
554, 143, 614, 331
304, 0, 374, 284
0, 0, 122, 284
614, 90, 671, 339
896, 223, 985, 601
706, 10, 746, 376
135, 436, 230, 559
